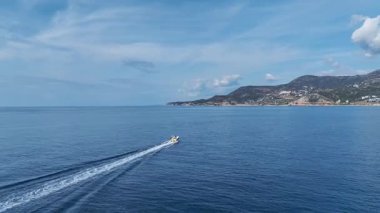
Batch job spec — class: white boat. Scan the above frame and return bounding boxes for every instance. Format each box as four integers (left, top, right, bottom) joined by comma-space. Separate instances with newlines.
170, 136, 180, 144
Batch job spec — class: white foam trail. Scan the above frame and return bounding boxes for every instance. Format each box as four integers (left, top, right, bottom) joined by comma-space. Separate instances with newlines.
0, 140, 174, 212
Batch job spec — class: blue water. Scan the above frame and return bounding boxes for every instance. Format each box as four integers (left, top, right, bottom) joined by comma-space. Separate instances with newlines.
0, 106, 379, 212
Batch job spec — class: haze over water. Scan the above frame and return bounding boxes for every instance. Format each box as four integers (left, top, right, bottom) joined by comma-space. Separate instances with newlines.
1, 106, 379, 212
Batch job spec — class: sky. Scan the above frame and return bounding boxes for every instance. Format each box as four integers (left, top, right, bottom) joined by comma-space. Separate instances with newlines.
0, 0, 380, 106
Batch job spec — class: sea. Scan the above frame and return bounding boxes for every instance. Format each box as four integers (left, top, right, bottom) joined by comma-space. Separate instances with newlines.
0, 106, 379, 212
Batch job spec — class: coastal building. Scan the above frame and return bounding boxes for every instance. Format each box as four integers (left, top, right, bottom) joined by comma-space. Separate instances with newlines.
279, 91, 292, 96
368, 98, 380, 103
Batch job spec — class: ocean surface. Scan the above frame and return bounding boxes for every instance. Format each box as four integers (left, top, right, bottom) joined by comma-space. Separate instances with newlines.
0, 106, 379, 212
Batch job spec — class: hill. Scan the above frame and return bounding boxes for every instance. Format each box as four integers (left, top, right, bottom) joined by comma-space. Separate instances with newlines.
168, 70, 380, 106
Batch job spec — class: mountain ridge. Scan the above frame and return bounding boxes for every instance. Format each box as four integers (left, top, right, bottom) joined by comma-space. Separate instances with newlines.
169, 70, 380, 106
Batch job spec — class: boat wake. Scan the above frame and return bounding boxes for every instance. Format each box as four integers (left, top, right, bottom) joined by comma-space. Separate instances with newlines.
0, 140, 174, 212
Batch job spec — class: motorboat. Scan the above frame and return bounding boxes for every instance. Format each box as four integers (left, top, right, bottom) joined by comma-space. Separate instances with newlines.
170, 136, 180, 144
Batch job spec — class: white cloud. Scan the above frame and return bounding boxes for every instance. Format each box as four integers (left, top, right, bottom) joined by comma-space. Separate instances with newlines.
0, 1, 302, 71
181, 74, 241, 97
265, 73, 277, 81
213, 74, 240, 87
351, 15, 380, 56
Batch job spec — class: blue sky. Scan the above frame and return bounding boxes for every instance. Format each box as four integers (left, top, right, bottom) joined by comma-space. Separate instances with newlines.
0, 0, 379, 106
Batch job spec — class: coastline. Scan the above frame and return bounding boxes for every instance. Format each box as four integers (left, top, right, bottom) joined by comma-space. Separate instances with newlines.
168, 103, 380, 107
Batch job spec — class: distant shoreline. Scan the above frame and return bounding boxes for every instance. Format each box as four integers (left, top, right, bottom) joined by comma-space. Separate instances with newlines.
168, 103, 380, 107
168, 70, 380, 107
